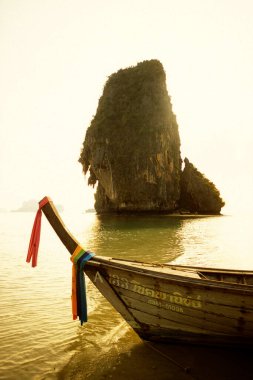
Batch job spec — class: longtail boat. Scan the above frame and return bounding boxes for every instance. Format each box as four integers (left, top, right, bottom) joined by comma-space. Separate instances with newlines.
29, 197, 253, 346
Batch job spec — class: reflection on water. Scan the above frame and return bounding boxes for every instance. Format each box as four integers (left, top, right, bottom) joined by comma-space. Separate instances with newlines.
82, 213, 253, 269
87, 214, 184, 263
1, 212, 253, 379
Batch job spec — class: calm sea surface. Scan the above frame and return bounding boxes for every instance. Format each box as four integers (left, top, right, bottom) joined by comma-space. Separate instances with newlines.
1, 211, 253, 379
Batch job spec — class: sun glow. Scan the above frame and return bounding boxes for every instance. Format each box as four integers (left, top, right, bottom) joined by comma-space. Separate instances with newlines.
1, 0, 253, 214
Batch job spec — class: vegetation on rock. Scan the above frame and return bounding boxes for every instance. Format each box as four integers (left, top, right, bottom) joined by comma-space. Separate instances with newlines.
79, 60, 225, 214
179, 158, 225, 214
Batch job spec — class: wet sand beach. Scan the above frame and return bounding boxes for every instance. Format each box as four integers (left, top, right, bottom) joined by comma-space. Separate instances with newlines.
58, 323, 253, 380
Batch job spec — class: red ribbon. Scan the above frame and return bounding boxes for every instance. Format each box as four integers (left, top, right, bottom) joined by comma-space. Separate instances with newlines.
26, 197, 50, 267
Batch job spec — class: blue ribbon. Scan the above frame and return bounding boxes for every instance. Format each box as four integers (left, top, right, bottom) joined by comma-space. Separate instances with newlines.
76, 250, 95, 325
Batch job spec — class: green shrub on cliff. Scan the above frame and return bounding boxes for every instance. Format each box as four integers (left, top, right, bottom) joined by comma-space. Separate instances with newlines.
179, 158, 225, 214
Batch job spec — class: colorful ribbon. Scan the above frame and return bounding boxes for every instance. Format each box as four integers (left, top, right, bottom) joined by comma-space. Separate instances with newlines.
26, 197, 94, 325
26, 197, 50, 267
71, 245, 95, 325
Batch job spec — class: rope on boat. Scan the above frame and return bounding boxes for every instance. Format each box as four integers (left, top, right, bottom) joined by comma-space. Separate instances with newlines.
144, 341, 200, 380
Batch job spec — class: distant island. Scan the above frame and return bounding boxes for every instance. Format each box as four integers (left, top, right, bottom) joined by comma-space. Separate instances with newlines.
79, 59, 225, 215
13, 199, 64, 212
85, 208, 96, 213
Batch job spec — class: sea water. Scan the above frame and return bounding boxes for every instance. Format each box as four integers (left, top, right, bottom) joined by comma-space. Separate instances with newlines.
1, 211, 253, 379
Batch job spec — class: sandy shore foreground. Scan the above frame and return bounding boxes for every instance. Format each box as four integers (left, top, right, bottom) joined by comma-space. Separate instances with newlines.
58, 325, 253, 380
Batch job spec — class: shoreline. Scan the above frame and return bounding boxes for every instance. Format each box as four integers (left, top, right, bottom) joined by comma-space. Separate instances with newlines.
57, 323, 253, 380
57, 326, 190, 380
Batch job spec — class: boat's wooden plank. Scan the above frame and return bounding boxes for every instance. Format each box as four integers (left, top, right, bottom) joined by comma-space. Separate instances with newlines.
134, 325, 253, 346
99, 265, 253, 309
107, 259, 201, 278
84, 266, 141, 330
42, 199, 79, 254
119, 287, 253, 327
89, 258, 253, 292
198, 271, 253, 285
95, 256, 253, 276
128, 307, 222, 335
119, 292, 253, 335
85, 264, 253, 336
163, 262, 253, 275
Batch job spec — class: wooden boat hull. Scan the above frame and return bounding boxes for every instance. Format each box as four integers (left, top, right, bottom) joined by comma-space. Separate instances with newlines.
84, 257, 253, 346
40, 197, 253, 346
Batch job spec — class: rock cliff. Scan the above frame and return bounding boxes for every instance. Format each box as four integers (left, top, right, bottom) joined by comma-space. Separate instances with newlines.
79, 60, 225, 214
179, 158, 225, 214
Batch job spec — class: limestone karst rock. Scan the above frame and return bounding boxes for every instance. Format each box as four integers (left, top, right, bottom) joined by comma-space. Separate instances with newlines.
79, 60, 181, 212
179, 158, 225, 214
79, 60, 225, 214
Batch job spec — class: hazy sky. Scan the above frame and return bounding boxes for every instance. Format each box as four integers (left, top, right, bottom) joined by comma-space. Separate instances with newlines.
1, 0, 253, 213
